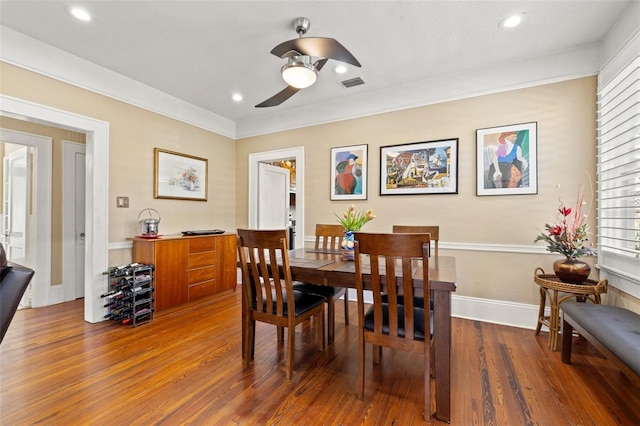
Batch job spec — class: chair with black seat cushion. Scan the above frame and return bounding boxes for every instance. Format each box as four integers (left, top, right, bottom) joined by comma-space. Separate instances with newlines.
237, 228, 325, 380
293, 224, 349, 344
354, 232, 432, 421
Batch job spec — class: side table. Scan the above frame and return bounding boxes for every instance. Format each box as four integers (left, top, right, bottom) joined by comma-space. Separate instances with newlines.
534, 267, 608, 351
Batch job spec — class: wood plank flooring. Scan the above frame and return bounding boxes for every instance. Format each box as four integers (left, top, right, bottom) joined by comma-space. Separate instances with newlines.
1, 287, 639, 425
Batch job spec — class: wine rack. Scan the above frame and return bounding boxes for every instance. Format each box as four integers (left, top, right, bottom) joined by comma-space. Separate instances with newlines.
102, 263, 154, 327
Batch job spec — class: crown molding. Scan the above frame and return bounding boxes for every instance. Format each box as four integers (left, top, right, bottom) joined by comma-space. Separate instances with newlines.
1, 25, 600, 140
0, 26, 236, 139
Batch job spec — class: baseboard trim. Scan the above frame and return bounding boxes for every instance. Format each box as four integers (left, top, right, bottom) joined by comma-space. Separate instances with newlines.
451, 294, 547, 331
49, 284, 65, 306
344, 289, 547, 331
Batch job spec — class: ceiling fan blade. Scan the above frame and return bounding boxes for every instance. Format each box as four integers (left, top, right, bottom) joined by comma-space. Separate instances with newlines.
255, 85, 301, 108
271, 37, 361, 67
314, 58, 329, 71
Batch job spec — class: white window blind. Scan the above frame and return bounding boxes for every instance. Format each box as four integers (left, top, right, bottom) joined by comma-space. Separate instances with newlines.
597, 55, 640, 292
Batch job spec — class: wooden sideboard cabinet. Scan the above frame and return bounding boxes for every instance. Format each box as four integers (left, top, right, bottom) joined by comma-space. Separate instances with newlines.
131, 233, 237, 311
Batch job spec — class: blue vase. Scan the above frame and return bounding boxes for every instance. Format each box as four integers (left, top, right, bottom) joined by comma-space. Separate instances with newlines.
342, 230, 355, 260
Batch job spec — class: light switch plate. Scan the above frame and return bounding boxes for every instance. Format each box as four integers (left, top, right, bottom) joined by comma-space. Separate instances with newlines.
116, 196, 129, 208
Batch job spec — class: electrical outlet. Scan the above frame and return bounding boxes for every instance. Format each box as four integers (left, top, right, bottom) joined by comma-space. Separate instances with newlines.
116, 196, 129, 208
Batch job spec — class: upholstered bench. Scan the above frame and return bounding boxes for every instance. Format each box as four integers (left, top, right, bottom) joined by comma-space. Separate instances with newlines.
561, 302, 640, 388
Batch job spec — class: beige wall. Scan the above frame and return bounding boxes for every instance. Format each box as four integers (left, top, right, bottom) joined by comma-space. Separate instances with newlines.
0, 62, 236, 268
1, 61, 637, 312
236, 77, 639, 308
0, 117, 85, 285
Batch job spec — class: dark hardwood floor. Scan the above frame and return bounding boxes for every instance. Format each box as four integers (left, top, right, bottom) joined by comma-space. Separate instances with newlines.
1, 287, 639, 425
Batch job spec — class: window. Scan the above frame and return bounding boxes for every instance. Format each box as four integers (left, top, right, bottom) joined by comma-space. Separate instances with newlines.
597, 56, 640, 296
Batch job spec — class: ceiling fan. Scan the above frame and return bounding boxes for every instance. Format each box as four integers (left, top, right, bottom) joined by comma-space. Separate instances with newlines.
255, 17, 361, 108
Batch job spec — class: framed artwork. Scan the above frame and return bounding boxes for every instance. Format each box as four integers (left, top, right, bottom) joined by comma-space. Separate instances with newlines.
476, 122, 537, 196
154, 148, 208, 201
380, 138, 458, 195
331, 144, 368, 200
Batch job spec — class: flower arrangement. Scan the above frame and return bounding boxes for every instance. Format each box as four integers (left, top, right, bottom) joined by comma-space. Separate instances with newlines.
534, 189, 595, 258
180, 166, 199, 189
335, 205, 375, 231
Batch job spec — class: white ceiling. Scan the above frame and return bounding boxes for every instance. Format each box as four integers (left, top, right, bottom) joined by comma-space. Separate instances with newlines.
0, 1, 633, 138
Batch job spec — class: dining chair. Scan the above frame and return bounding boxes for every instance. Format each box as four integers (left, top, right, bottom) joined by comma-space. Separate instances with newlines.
354, 232, 432, 421
392, 225, 439, 257
293, 224, 349, 344
237, 228, 326, 380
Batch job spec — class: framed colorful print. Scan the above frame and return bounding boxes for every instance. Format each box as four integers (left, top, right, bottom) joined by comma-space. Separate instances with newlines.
154, 148, 208, 201
476, 122, 537, 196
331, 144, 368, 200
380, 138, 458, 195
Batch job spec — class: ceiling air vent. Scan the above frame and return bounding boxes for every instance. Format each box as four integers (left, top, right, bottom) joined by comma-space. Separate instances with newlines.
340, 77, 365, 88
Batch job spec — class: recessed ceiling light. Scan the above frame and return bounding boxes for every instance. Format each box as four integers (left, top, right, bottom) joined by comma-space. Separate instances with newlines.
500, 13, 524, 29
333, 65, 348, 74
232, 93, 243, 102
68, 6, 92, 22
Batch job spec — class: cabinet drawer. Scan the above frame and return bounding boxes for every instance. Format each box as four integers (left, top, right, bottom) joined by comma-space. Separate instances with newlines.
189, 237, 216, 253
188, 280, 217, 300
188, 251, 216, 269
188, 266, 216, 285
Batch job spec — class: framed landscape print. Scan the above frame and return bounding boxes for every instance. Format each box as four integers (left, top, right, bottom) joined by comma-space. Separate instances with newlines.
331, 144, 368, 200
476, 122, 537, 196
380, 138, 458, 195
154, 148, 208, 201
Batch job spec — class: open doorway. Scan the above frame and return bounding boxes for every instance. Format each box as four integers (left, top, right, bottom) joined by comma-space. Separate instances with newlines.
1, 95, 109, 323
248, 147, 304, 250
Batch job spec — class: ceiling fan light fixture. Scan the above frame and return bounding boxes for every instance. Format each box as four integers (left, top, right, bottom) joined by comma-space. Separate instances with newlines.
68, 6, 92, 22
281, 57, 317, 89
500, 13, 524, 29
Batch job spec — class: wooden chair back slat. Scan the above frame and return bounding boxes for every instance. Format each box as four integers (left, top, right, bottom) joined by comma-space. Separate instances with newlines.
315, 224, 344, 250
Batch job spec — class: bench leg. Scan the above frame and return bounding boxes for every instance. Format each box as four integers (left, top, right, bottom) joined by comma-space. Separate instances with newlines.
561, 315, 573, 364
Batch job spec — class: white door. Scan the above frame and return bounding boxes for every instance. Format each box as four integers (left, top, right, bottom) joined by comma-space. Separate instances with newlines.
258, 163, 290, 229
63, 141, 86, 300
4, 147, 30, 266
0, 128, 52, 310
249, 147, 305, 250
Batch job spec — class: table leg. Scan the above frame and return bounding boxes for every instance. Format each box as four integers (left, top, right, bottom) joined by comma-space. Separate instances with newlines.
433, 288, 451, 422
535, 286, 546, 335
242, 288, 246, 357
548, 289, 560, 351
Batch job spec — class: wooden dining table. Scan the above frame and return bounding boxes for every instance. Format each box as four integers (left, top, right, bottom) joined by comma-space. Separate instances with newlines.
241, 247, 457, 422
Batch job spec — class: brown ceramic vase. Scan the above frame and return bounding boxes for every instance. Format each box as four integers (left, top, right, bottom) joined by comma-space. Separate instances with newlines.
553, 258, 590, 284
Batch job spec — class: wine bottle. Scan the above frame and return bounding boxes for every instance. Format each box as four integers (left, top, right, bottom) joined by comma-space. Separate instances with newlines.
100, 289, 123, 298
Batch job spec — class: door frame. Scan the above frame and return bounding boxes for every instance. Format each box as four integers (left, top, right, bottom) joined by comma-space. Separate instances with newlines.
248, 147, 304, 250
1, 94, 110, 323
0, 128, 52, 308
62, 140, 86, 301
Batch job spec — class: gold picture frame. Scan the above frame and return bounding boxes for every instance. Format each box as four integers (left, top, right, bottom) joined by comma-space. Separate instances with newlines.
154, 148, 208, 201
